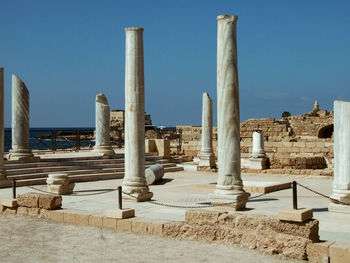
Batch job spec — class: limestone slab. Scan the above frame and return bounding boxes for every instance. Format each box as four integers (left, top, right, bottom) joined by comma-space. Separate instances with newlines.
117, 218, 134, 231
102, 216, 118, 229
0, 198, 18, 208
88, 215, 103, 227
278, 208, 313, 222
329, 242, 350, 263
306, 241, 334, 263
106, 208, 135, 219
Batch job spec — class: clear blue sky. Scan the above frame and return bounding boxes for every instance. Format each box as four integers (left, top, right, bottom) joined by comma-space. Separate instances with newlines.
1, 0, 349, 128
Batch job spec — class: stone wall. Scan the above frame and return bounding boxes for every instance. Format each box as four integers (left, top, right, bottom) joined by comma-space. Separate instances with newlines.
163, 209, 319, 260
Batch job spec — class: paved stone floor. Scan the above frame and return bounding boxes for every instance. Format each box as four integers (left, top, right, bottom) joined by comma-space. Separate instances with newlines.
0, 216, 303, 263
0, 170, 349, 243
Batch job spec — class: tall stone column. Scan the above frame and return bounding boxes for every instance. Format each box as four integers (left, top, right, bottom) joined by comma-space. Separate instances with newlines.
93, 93, 114, 156
0, 68, 6, 179
209, 15, 250, 209
8, 75, 37, 161
197, 92, 216, 170
122, 27, 153, 201
329, 100, 350, 214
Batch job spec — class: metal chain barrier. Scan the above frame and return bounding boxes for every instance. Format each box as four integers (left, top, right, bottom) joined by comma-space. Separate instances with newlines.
122, 190, 268, 209
27, 185, 118, 196
296, 182, 349, 206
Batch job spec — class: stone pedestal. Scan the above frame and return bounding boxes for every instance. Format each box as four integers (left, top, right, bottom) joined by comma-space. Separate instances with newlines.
122, 27, 153, 202
248, 130, 267, 169
209, 15, 250, 209
197, 92, 216, 170
93, 94, 114, 156
46, 173, 75, 195
8, 75, 38, 161
0, 68, 6, 179
329, 100, 350, 214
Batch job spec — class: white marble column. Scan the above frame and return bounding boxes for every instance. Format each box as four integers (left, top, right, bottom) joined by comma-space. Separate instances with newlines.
93, 93, 114, 156
8, 75, 37, 161
329, 101, 350, 213
209, 15, 250, 209
122, 27, 153, 201
251, 131, 266, 158
0, 68, 6, 179
198, 92, 216, 170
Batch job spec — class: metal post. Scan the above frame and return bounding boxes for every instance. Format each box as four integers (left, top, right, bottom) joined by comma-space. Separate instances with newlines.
118, 185, 122, 210
292, 181, 297, 210
12, 178, 16, 199
76, 131, 81, 151
51, 130, 57, 152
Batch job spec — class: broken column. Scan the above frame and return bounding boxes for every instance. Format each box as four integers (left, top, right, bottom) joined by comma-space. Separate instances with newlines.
0, 68, 6, 179
122, 27, 153, 201
329, 100, 350, 214
46, 173, 75, 195
209, 15, 250, 209
8, 75, 37, 161
249, 130, 267, 169
93, 93, 114, 156
197, 92, 216, 170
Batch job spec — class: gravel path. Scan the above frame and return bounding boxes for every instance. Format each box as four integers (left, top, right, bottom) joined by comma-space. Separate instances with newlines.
0, 216, 303, 263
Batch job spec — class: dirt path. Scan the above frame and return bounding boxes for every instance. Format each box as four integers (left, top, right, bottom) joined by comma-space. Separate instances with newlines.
0, 216, 303, 263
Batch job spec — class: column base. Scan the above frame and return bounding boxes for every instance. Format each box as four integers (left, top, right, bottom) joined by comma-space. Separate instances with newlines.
330, 189, 350, 204
209, 187, 250, 210
92, 145, 115, 157
248, 157, 268, 170
122, 184, 153, 202
7, 149, 40, 161
197, 152, 216, 171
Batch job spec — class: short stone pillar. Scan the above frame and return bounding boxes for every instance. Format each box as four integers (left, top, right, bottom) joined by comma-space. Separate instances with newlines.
209, 15, 250, 210
145, 164, 165, 185
122, 27, 153, 202
329, 100, 350, 215
249, 130, 267, 169
0, 68, 6, 179
197, 92, 216, 170
8, 75, 38, 161
46, 173, 75, 195
93, 93, 114, 156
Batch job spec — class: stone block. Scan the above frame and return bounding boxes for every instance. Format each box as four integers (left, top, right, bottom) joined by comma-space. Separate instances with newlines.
89, 215, 103, 227
278, 208, 313, 222
307, 241, 334, 263
147, 219, 170, 236
0, 205, 5, 214
3, 207, 17, 215
17, 192, 39, 208
102, 217, 118, 229
49, 210, 64, 222
0, 198, 18, 208
28, 208, 40, 217
117, 218, 133, 231
38, 209, 51, 219
74, 213, 90, 226
16, 206, 29, 216
329, 242, 350, 263
131, 218, 149, 234
106, 208, 135, 219
63, 212, 76, 224
38, 194, 62, 210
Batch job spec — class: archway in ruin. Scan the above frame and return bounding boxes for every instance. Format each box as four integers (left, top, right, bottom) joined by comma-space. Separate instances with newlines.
318, 124, 334, 138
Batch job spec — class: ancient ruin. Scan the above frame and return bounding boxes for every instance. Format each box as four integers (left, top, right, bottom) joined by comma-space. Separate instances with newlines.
93, 93, 115, 156
0, 68, 5, 180
8, 75, 37, 161
122, 27, 153, 201
209, 15, 250, 209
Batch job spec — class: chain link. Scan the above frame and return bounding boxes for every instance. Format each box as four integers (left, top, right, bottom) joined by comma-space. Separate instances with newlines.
27, 186, 118, 196
296, 182, 349, 206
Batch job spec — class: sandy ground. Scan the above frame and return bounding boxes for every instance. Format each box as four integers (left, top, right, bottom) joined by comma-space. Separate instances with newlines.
0, 215, 303, 263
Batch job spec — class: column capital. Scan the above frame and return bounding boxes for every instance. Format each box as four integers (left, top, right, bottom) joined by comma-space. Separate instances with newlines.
217, 14, 238, 23
125, 27, 144, 32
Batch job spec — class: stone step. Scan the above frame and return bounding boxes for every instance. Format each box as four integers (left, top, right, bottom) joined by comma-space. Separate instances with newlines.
13, 166, 182, 186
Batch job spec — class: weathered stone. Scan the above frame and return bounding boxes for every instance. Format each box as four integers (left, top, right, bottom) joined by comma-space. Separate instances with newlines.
47, 173, 74, 195
89, 215, 103, 227
209, 15, 249, 208
278, 208, 313, 222
106, 208, 135, 219
122, 27, 153, 202
329, 242, 350, 263
307, 241, 334, 263
93, 94, 114, 156
17, 192, 40, 208
0, 68, 5, 179
38, 194, 62, 210
16, 206, 29, 216
102, 216, 117, 229
0, 198, 18, 208
3, 207, 17, 215
145, 164, 164, 185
